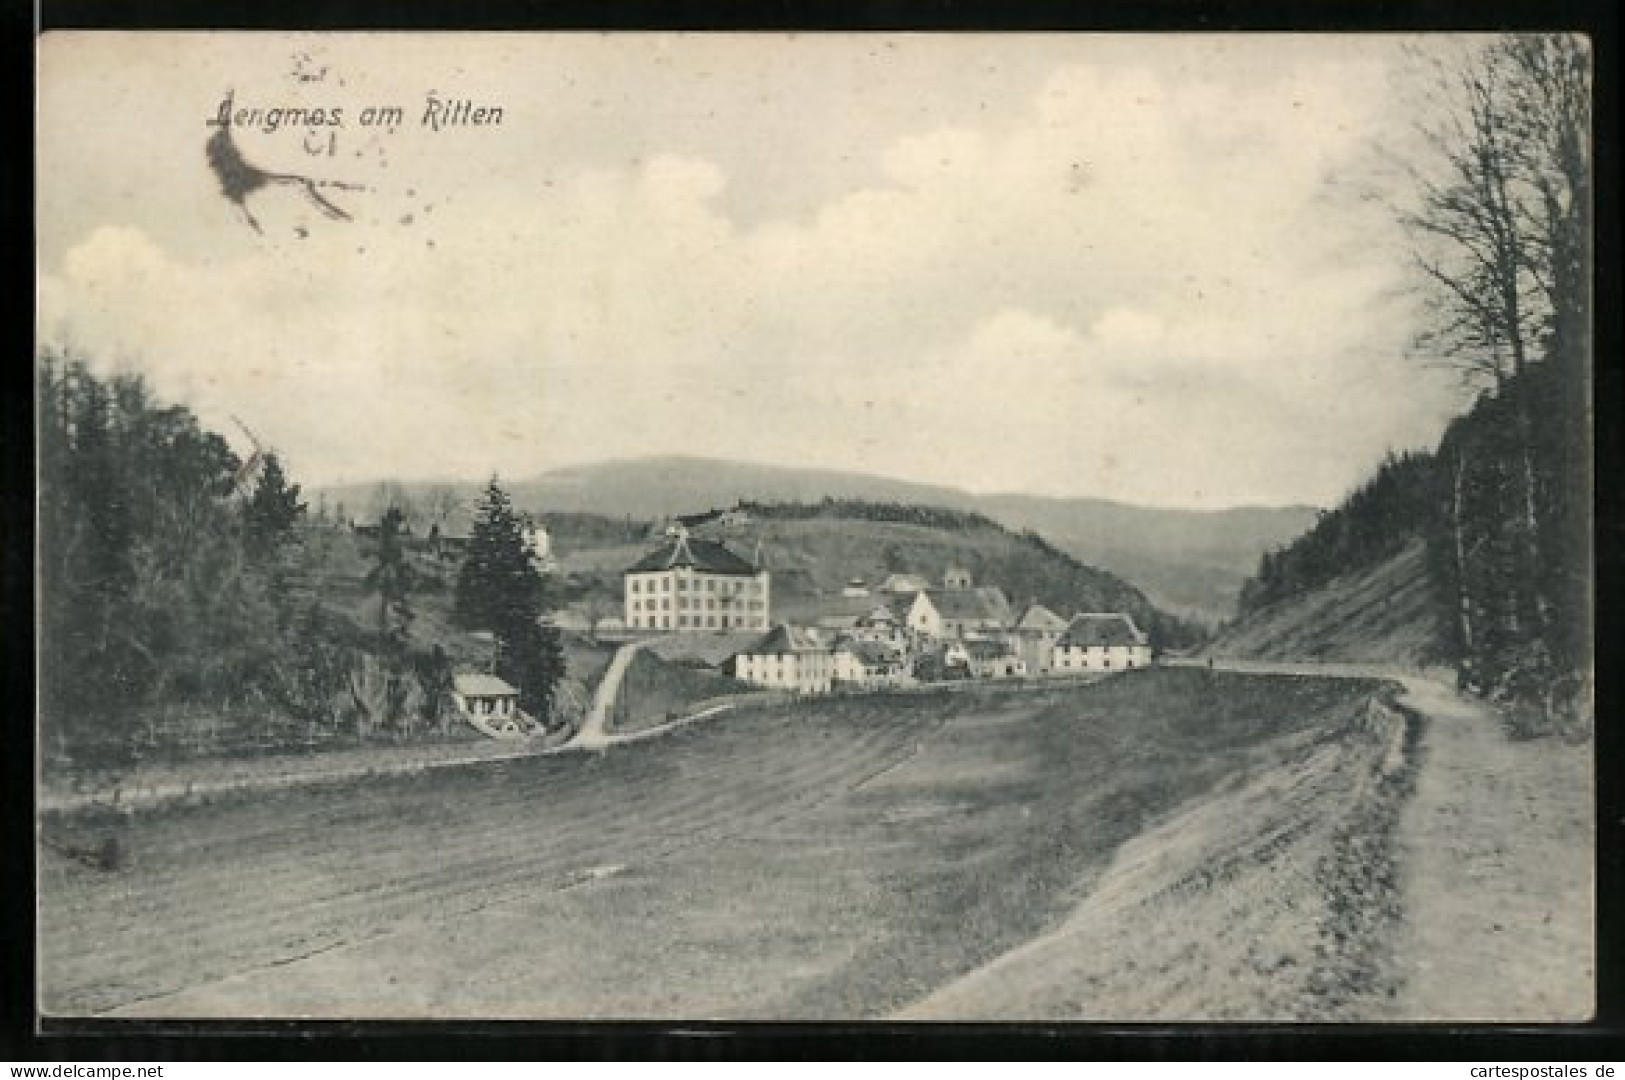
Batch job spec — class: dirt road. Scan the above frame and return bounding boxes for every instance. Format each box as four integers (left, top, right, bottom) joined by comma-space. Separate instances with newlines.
573, 639, 647, 748
1199, 659, 1593, 1021
1378, 676, 1592, 1021
902, 660, 1592, 1021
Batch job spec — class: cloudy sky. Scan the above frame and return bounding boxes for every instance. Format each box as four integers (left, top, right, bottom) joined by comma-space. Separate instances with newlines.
38, 32, 1469, 508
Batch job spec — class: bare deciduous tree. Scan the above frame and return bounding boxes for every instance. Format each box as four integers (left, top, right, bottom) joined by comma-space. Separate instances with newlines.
1399, 34, 1589, 646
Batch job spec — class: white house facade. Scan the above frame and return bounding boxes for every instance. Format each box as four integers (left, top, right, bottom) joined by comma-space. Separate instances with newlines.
731, 624, 835, 693
624, 531, 770, 633
907, 588, 1010, 641
1051, 613, 1153, 673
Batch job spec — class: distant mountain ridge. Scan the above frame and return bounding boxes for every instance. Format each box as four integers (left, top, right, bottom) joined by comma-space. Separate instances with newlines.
317, 455, 1318, 621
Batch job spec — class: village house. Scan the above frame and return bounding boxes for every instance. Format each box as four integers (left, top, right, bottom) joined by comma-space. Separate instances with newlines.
966, 639, 1028, 679
1011, 602, 1069, 675
876, 572, 930, 595
833, 638, 907, 688
451, 673, 534, 737
816, 613, 862, 639
664, 506, 752, 538
1051, 613, 1154, 673
851, 603, 910, 650
624, 529, 770, 633
729, 624, 835, 694
522, 518, 557, 573
906, 586, 1012, 641
943, 567, 974, 591
842, 578, 871, 598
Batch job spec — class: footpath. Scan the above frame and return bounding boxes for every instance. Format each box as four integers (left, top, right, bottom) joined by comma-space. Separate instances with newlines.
901, 659, 1593, 1020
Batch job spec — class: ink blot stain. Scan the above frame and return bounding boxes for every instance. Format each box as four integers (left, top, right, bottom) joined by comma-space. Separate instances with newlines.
206, 92, 363, 234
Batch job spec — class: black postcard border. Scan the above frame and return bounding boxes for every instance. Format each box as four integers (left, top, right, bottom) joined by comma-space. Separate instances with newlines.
12, 0, 1624, 1062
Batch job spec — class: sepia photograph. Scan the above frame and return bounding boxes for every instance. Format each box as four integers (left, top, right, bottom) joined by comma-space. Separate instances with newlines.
35, 31, 1594, 1024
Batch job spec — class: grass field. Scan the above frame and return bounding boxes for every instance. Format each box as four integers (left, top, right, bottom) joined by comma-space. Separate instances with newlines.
38, 668, 1386, 1019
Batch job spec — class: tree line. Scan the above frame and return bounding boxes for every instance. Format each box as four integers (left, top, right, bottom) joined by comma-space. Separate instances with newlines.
737, 497, 1004, 533
38, 354, 564, 773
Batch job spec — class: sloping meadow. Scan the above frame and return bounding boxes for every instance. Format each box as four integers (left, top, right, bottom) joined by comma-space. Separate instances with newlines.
40, 669, 1392, 1019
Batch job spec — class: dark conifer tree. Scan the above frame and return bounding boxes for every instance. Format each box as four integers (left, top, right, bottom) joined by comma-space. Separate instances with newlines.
454, 477, 564, 720
367, 504, 415, 651
243, 452, 305, 558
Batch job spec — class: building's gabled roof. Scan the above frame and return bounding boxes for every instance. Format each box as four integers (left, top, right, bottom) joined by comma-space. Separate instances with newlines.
856, 604, 900, 626
626, 534, 759, 576
739, 623, 828, 656
915, 588, 1009, 625
1015, 603, 1069, 633
965, 639, 1016, 660
838, 639, 901, 666
975, 586, 1014, 625
877, 573, 930, 594
1056, 613, 1147, 649
453, 673, 519, 697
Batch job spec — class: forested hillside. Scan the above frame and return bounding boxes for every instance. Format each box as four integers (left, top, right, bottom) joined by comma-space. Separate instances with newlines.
36, 355, 566, 774
1228, 36, 1591, 724
1237, 451, 1443, 618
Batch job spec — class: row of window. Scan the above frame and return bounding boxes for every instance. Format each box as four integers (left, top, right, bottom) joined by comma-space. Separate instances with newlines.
629, 598, 765, 612
1057, 646, 1149, 654
1056, 655, 1140, 669
629, 575, 760, 595
738, 656, 833, 671
627, 612, 766, 630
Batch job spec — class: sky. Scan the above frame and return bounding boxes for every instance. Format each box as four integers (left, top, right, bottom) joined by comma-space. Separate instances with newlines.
37, 32, 1473, 509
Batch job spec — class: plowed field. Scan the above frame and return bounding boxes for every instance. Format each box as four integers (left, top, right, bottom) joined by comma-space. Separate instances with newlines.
40, 669, 1388, 1020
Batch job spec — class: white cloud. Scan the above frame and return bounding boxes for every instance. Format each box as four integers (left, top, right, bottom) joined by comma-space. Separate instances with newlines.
37, 34, 1462, 506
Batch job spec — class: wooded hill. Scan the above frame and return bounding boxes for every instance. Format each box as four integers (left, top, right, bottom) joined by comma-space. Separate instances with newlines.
1224, 35, 1592, 726
553, 498, 1204, 652
318, 457, 1314, 623
747, 499, 1201, 651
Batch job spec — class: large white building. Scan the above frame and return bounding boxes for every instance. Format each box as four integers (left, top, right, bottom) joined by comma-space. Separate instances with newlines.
623, 531, 769, 633
1051, 613, 1153, 672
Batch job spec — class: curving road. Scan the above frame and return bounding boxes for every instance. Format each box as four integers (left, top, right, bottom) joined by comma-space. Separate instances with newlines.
571, 639, 649, 748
